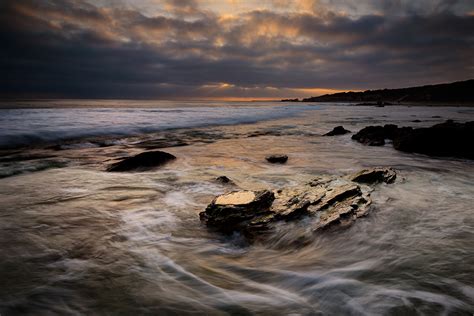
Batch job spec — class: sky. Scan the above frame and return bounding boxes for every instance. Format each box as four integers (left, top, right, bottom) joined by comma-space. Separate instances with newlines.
1, 0, 473, 100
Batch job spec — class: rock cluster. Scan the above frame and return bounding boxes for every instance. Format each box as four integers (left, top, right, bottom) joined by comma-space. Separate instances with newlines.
352, 120, 474, 159
200, 167, 396, 238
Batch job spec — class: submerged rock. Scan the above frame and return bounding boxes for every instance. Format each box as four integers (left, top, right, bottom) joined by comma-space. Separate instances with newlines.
215, 176, 236, 185
352, 120, 474, 159
350, 167, 396, 184
324, 126, 351, 136
266, 154, 288, 163
107, 151, 176, 172
200, 168, 396, 238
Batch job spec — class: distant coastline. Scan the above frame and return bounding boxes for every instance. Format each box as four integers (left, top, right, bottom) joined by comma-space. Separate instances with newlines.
282, 79, 474, 106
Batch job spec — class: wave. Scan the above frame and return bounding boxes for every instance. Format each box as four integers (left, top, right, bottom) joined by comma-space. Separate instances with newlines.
0, 103, 318, 149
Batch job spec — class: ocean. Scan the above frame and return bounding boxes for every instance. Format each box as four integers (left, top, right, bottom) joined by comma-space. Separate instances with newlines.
0, 100, 473, 314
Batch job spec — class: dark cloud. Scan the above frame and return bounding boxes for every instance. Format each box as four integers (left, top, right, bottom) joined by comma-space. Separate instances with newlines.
1, 0, 473, 99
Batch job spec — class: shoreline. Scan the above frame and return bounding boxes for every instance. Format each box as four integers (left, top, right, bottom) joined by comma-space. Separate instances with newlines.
2, 102, 473, 152
281, 100, 474, 107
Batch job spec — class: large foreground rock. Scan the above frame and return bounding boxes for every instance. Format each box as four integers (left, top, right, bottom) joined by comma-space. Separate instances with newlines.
352, 120, 474, 159
200, 190, 275, 233
200, 168, 396, 238
107, 151, 176, 172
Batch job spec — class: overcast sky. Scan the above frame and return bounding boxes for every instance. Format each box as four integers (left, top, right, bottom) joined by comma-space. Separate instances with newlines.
1, 0, 473, 100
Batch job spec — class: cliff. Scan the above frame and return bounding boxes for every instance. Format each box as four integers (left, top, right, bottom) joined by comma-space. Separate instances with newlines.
284, 79, 474, 103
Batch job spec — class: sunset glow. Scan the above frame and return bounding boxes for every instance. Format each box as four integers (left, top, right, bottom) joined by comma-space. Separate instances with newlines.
1, 0, 473, 99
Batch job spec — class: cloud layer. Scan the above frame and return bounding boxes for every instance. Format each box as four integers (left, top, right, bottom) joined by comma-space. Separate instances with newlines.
1, 0, 473, 99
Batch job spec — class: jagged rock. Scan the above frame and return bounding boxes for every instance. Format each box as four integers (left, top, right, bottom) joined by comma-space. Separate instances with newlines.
350, 167, 396, 184
200, 168, 396, 238
215, 176, 236, 185
200, 190, 275, 233
270, 186, 325, 219
266, 154, 288, 163
324, 126, 351, 136
313, 189, 371, 230
107, 151, 176, 172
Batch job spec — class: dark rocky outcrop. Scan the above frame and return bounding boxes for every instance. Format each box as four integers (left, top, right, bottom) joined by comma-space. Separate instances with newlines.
324, 126, 351, 136
200, 168, 396, 238
107, 151, 176, 172
393, 120, 474, 159
352, 120, 474, 159
351, 125, 390, 146
351, 124, 408, 146
300, 79, 474, 103
266, 154, 288, 163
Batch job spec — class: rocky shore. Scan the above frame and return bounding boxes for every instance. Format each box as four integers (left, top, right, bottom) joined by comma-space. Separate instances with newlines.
96, 119, 472, 241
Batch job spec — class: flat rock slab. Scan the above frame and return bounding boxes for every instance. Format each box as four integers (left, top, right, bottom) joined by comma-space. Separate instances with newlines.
215, 191, 256, 205
200, 167, 396, 239
107, 151, 176, 172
